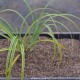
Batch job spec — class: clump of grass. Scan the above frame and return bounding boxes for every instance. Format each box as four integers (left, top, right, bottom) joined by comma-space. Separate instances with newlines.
0, 0, 80, 80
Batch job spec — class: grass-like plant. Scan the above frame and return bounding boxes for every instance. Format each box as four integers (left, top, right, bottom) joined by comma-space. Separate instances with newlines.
0, 0, 80, 80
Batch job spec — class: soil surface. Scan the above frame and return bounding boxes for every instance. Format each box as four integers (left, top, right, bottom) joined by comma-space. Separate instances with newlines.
0, 37, 80, 78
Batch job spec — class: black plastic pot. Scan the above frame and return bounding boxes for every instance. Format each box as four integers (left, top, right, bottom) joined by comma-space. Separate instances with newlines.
0, 32, 80, 80
0, 32, 80, 39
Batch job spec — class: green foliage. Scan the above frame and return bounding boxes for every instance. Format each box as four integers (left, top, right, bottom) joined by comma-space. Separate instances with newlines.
0, 0, 80, 80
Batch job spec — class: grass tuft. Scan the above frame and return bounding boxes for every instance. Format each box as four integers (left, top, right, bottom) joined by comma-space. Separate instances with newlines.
0, 0, 80, 80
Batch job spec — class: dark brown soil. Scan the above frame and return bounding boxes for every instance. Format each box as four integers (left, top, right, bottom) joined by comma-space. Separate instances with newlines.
0, 37, 80, 78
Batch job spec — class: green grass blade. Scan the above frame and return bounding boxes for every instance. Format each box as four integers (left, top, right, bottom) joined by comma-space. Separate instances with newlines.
26, 39, 64, 52
44, 13, 80, 31
20, 44, 25, 80
33, 0, 54, 36
57, 46, 62, 64
0, 48, 9, 52
60, 15, 80, 31
22, 8, 60, 38
6, 36, 17, 80
21, 7, 60, 29
44, 24, 63, 63
0, 9, 29, 35
0, 22, 13, 38
23, 0, 34, 22
12, 54, 21, 67
0, 17, 15, 32
0, 33, 10, 40
7, 38, 18, 80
